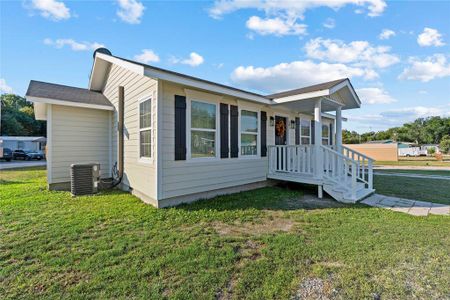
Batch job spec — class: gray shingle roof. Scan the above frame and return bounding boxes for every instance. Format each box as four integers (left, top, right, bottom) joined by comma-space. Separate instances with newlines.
266, 78, 348, 99
26, 80, 113, 108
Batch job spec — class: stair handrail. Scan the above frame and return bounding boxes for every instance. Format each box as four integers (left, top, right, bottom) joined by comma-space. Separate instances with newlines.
321, 145, 358, 199
329, 145, 374, 190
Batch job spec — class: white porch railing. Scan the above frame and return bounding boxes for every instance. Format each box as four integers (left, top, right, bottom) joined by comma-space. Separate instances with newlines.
321, 145, 359, 199
330, 145, 374, 189
268, 145, 314, 175
268, 144, 374, 200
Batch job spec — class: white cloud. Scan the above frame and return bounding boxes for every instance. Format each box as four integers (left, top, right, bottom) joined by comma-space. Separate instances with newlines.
209, 0, 385, 37
209, 0, 387, 19
399, 54, 450, 82
44, 38, 104, 51
418, 90, 428, 95
347, 105, 450, 130
171, 52, 204, 67
134, 49, 160, 64
378, 29, 395, 40
0, 79, 13, 94
29, 0, 71, 21
356, 87, 397, 104
305, 37, 400, 68
246, 16, 306, 36
116, 0, 145, 24
417, 27, 445, 47
323, 18, 335, 29
231, 60, 377, 93
381, 106, 449, 119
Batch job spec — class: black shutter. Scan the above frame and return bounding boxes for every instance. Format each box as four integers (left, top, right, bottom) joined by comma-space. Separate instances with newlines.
174, 95, 186, 160
295, 117, 300, 145
311, 120, 315, 145
261, 111, 267, 157
329, 123, 333, 145
230, 105, 239, 158
220, 103, 229, 158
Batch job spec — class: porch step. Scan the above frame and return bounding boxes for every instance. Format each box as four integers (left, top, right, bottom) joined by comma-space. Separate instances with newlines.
323, 181, 374, 203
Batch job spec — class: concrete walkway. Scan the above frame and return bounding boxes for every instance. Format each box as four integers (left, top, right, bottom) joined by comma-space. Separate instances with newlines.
361, 194, 449, 216
374, 172, 450, 180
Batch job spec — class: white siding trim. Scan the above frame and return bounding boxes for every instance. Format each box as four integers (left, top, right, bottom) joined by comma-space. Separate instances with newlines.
47, 104, 53, 184
156, 80, 163, 200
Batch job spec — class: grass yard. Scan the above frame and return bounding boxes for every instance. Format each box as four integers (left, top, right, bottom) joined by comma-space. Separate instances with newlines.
374, 174, 450, 205
1, 168, 450, 299
375, 169, 450, 177
375, 159, 450, 167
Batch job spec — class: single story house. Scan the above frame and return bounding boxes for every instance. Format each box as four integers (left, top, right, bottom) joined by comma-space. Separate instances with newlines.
26, 48, 374, 208
0, 136, 46, 152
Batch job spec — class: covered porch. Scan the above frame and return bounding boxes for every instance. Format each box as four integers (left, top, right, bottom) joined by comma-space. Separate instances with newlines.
265, 79, 375, 203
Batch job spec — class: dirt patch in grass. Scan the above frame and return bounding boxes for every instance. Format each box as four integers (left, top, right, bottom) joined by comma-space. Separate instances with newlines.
212, 216, 294, 237
217, 240, 265, 300
292, 277, 338, 300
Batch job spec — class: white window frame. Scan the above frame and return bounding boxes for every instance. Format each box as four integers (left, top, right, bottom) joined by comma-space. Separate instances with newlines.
138, 95, 153, 164
239, 108, 260, 158
186, 90, 221, 162
322, 123, 330, 145
300, 118, 311, 145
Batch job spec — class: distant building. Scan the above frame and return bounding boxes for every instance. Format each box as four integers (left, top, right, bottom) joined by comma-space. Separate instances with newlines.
0, 136, 46, 152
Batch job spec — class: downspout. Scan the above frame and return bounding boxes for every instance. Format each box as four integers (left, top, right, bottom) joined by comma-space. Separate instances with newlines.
111, 86, 124, 188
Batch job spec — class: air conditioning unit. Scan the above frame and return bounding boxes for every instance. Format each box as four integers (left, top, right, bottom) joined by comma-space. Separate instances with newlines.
70, 163, 100, 196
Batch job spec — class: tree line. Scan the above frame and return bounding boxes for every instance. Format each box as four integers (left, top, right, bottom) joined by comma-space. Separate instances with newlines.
1, 94, 46, 136
342, 116, 450, 153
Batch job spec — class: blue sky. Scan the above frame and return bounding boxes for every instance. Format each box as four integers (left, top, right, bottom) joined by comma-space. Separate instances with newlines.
1, 0, 449, 132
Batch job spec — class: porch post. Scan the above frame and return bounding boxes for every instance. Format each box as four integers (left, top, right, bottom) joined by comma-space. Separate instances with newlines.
314, 99, 323, 181
336, 106, 342, 153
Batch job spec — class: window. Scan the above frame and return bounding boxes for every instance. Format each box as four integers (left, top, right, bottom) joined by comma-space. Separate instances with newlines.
139, 98, 152, 158
300, 119, 311, 145
322, 124, 330, 145
241, 110, 258, 156
190, 100, 216, 158
17, 141, 24, 149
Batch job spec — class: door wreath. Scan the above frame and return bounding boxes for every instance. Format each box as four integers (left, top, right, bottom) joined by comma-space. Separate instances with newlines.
276, 120, 286, 137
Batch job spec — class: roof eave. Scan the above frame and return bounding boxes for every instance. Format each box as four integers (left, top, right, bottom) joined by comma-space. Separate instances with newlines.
27, 96, 114, 111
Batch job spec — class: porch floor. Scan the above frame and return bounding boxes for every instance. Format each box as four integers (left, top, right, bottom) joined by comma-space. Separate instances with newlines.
267, 172, 322, 186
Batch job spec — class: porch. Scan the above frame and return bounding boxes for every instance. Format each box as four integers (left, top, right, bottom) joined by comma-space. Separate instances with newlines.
265, 79, 375, 203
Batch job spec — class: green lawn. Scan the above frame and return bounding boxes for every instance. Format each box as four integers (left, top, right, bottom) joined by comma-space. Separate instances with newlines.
375, 169, 450, 176
374, 174, 450, 205
1, 168, 449, 299
375, 160, 450, 167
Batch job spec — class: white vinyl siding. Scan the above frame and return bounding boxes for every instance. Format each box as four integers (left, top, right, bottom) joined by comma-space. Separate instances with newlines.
102, 63, 158, 200
49, 104, 111, 183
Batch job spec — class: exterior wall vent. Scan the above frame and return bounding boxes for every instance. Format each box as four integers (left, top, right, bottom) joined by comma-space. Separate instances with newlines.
70, 163, 100, 196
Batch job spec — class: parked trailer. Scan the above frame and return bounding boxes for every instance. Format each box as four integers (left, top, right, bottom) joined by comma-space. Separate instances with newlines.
398, 147, 427, 157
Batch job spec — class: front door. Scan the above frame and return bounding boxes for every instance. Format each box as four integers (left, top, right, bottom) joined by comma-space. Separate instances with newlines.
275, 116, 287, 145
275, 116, 287, 170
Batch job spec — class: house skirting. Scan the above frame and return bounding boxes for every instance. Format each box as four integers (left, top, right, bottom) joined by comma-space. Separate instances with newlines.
49, 182, 71, 191
49, 180, 277, 208
156, 180, 277, 208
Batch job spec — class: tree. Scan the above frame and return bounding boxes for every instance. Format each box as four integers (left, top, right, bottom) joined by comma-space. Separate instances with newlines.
440, 135, 450, 154
1, 94, 46, 136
